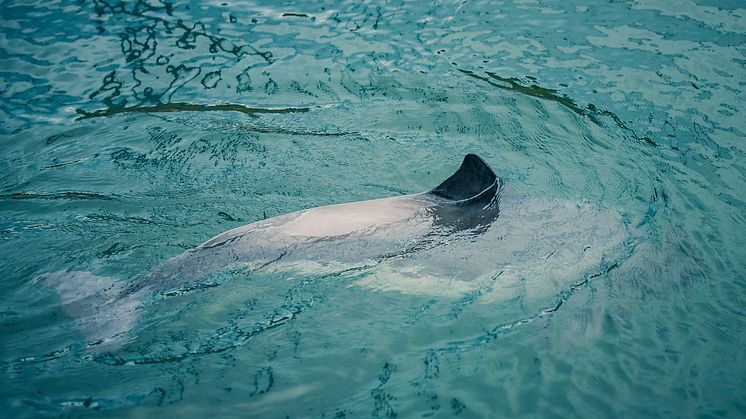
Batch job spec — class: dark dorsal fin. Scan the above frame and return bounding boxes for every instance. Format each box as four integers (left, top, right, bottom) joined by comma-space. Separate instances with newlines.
429, 154, 498, 201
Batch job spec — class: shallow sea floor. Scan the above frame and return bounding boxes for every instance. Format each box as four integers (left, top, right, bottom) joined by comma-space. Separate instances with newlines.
1, 0, 745, 417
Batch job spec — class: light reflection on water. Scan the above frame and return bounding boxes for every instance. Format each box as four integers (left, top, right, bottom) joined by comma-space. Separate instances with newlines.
1, 0, 745, 417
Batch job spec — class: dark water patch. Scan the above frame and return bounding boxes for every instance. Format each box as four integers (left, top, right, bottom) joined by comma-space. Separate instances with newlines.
457, 68, 588, 118
451, 398, 466, 415
0, 192, 115, 201
457, 68, 662, 150
99, 242, 131, 258
282, 13, 311, 19
44, 134, 70, 145
40, 158, 92, 170
371, 362, 397, 418
3, 345, 74, 367
248, 366, 275, 397
241, 124, 358, 138
160, 282, 222, 298
216, 212, 242, 222
76, 103, 314, 120
81, 212, 157, 225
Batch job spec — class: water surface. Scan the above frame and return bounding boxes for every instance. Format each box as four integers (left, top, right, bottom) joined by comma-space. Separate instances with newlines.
1, 0, 745, 417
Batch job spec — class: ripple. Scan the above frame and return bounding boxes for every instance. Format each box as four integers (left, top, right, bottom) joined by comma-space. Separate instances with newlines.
75, 102, 317, 120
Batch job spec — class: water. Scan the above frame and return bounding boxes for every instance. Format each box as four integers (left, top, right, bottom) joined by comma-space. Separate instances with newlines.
1, 0, 745, 417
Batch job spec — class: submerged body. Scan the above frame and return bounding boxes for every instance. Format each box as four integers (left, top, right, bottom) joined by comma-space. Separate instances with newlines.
41, 155, 635, 350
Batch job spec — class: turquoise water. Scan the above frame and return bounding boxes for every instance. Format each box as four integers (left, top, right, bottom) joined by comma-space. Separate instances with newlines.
1, 0, 745, 417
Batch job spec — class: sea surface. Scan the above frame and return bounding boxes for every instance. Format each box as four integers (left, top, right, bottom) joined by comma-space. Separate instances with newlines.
1, 0, 745, 417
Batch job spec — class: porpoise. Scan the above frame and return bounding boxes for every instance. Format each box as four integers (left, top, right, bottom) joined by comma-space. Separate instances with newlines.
39, 154, 633, 350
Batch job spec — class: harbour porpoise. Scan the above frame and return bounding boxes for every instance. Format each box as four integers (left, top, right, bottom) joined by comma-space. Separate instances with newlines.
39, 154, 634, 350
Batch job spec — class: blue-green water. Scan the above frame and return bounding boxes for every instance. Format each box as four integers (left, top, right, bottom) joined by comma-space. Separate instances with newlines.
1, 0, 745, 417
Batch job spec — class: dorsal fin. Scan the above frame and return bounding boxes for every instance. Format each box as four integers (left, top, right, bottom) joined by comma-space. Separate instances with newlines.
429, 154, 498, 201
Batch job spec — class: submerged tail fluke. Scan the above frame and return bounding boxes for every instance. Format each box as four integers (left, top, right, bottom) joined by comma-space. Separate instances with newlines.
37, 271, 142, 352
